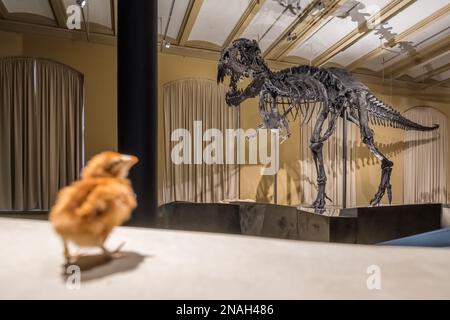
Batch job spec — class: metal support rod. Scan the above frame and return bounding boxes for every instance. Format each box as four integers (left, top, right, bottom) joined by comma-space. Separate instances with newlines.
274, 173, 278, 204
160, 0, 176, 51
342, 109, 348, 209
79, 2, 90, 41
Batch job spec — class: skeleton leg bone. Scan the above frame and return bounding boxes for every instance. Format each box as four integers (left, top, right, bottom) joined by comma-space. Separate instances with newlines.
63, 238, 72, 263
364, 136, 393, 206
356, 92, 393, 206
310, 104, 335, 213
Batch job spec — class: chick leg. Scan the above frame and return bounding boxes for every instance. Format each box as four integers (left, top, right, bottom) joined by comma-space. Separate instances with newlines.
101, 242, 125, 258
62, 239, 72, 263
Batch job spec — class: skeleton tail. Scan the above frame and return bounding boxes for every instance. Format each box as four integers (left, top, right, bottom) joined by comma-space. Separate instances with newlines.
366, 94, 439, 131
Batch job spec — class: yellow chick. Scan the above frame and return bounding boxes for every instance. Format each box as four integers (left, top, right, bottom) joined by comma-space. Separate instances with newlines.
50, 151, 138, 262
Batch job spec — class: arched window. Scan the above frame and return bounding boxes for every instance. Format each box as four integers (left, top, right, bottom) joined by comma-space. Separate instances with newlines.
0, 57, 84, 211
403, 106, 448, 204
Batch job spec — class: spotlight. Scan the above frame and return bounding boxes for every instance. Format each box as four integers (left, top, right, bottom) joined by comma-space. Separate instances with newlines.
311, 1, 325, 16
286, 32, 297, 42
76, 0, 87, 8
164, 41, 171, 49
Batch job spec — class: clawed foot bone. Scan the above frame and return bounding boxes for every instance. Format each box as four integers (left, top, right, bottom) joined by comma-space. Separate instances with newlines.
370, 162, 393, 207
370, 183, 392, 207
312, 192, 332, 214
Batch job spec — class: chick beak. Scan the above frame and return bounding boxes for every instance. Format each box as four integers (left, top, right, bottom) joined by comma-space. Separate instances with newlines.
120, 154, 139, 167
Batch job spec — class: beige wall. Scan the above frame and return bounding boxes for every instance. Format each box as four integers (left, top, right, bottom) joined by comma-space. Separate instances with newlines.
0, 30, 23, 56
1, 28, 448, 207
0, 31, 117, 161
158, 52, 450, 206
354, 87, 450, 206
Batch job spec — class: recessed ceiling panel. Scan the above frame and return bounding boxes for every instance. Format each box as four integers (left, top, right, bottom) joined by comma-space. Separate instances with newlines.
406, 53, 450, 79
63, 0, 112, 28
330, 0, 449, 67
361, 49, 398, 71
380, 0, 448, 37
241, 0, 310, 53
379, 30, 449, 75
329, 31, 382, 66
433, 69, 450, 82
188, 0, 251, 46
3, 0, 55, 19
288, 0, 391, 61
363, 16, 449, 71
158, 0, 191, 39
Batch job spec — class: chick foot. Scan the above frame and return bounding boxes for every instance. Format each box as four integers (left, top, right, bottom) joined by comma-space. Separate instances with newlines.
101, 242, 125, 258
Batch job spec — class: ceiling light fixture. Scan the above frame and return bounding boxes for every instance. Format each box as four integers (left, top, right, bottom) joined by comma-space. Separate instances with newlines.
161, 0, 176, 52
311, 1, 326, 16
75, 0, 89, 41
286, 32, 297, 42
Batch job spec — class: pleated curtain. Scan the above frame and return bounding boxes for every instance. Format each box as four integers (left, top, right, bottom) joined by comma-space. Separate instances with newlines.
0, 57, 84, 211
403, 107, 447, 204
162, 79, 239, 203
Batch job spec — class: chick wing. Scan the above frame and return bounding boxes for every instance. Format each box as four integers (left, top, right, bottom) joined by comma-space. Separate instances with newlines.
50, 177, 136, 247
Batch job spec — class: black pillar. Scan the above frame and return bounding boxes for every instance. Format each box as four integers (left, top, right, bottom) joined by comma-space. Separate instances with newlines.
118, 0, 157, 226
342, 109, 347, 209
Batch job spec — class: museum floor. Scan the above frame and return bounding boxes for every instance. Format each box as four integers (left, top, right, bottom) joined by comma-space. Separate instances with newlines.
0, 217, 449, 299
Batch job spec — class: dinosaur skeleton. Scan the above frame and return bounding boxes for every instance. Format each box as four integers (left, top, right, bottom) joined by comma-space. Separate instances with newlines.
217, 38, 439, 212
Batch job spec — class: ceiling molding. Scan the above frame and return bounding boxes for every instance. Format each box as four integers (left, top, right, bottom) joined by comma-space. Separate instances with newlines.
387, 4, 450, 46
48, 0, 67, 28
414, 62, 450, 82
0, 18, 117, 46
265, 0, 344, 60
158, 43, 450, 101
111, 0, 116, 36
2, 12, 57, 27
222, 0, 266, 49
0, 1, 6, 19
161, 42, 219, 61
183, 39, 221, 51
280, 55, 310, 66
420, 78, 450, 91
347, 4, 450, 72
313, 0, 416, 67
84, 21, 114, 35
383, 36, 450, 78
178, 0, 203, 46
0, 0, 58, 27
175, 0, 194, 44
0, 0, 57, 27
356, 73, 450, 103
160, 42, 304, 72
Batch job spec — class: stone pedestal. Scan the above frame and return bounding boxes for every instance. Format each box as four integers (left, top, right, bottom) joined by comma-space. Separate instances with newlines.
158, 201, 241, 234
297, 210, 357, 243
233, 202, 298, 239
158, 202, 443, 244
340, 204, 442, 244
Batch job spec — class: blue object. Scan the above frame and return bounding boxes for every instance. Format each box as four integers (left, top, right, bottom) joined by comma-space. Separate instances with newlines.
380, 228, 450, 248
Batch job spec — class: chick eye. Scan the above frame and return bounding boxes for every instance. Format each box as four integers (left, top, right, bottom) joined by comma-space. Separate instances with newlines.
106, 160, 121, 174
